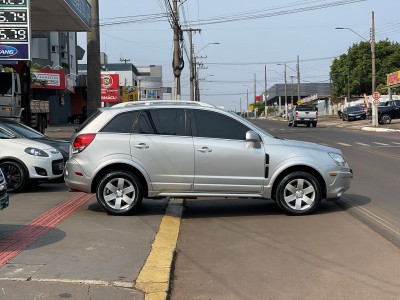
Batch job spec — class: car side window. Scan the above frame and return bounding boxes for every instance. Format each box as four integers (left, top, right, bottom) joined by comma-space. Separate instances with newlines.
101, 111, 139, 133
132, 111, 155, 134
192, 110, 249, 140
149, 108, 186, 136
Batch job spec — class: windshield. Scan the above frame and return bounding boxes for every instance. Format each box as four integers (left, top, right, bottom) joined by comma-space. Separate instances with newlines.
0, 126, 16, 139
0, 73, 12, 95
296, 106, 315, 111
2, 121, 45, 139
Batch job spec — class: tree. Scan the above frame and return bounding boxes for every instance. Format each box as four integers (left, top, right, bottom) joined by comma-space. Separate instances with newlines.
330, 40, 400, 99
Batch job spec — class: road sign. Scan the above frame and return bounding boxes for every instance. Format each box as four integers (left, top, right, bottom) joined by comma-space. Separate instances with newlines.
373, 99, 380, 107
372, 91, 380, 101
249, 104, 254, 111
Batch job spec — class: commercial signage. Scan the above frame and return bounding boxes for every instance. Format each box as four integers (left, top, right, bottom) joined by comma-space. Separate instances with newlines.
0, 0, 30, 60
387, 70, 400, 87
101, 73, 120, 102
64, 0, 91, 29
122, 85, 138, 102
31, 69, 66, 90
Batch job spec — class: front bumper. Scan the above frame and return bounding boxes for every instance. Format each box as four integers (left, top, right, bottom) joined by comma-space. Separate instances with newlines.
326, 170, 353, 199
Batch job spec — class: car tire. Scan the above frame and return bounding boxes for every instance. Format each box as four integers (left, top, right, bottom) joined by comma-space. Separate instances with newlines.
275, 171, 322, 216
288, 122, 292, 127
379, 114, 392, 125
312, 122, 317, 127
0, 161, 28, 193
96, 171, 143, 215
306, 123, 310, 127
293, 122, 297, 127
73, 117, 80, 124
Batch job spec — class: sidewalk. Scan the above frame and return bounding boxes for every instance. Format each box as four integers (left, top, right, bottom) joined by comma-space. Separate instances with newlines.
269, 115, 400, 132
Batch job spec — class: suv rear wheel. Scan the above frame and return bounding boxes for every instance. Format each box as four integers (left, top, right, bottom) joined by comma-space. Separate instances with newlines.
276, 171, 321, 216
96, 171, 143, 215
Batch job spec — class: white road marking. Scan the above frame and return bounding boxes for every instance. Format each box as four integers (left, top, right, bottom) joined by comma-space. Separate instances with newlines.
373, 142, 389, 146
355, 142, 370, 146
337, 142, 352, 146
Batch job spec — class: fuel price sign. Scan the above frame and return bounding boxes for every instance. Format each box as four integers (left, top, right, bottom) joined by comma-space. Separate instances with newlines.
0, 0, 30, 60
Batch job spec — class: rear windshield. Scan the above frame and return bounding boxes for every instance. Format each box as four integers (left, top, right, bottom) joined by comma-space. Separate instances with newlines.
76, 110, 102, 133
296, 106, 315, 111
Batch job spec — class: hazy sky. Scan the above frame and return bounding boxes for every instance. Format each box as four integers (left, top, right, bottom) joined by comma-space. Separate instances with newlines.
78, 0, 400, 111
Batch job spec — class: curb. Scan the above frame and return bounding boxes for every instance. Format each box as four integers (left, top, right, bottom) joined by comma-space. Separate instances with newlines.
135, 198, 184, 300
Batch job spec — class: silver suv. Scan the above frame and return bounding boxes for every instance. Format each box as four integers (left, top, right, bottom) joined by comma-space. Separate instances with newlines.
65, 100, 352, 216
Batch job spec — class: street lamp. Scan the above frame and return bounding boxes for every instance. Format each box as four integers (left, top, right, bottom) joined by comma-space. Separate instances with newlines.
195, 42, 220, 55
335, 16, 377, 126
243, 84, 251, 117
335, 27, 369, 42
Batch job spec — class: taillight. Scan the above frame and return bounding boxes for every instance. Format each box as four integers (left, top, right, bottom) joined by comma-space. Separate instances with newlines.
72, 134, 96, 154
295, 111, 299, 118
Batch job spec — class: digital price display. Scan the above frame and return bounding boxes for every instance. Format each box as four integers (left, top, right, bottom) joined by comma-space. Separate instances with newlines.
0, 0, 30, 60
0, 26, 28, 41
0, 10, 28, 24
0, 0, 27, 8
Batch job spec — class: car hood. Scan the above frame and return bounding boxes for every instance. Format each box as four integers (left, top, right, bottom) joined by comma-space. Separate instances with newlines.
279, 138, 340, 153
7, 138, 57, 150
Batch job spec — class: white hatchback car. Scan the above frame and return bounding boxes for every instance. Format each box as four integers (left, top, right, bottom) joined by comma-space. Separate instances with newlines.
0, 128, 64, 192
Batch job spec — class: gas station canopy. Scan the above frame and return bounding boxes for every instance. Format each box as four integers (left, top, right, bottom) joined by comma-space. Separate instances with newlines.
31, 0, 91, 32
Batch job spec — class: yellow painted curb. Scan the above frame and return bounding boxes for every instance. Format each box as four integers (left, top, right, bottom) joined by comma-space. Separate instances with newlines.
135, 198, 184, 300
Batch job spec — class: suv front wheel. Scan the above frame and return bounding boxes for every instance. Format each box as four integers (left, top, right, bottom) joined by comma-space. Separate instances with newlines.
96, 171, 143, 215
276, 171, 321, 216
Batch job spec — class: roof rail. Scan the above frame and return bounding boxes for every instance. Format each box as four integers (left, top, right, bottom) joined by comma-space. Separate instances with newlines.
112, 100, 214, 108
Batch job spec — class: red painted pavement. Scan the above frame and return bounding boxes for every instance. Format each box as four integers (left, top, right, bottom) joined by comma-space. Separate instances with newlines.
0, 193, 94, 267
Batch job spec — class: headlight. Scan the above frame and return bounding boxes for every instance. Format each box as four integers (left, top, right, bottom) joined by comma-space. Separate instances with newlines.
329, 152, 348, 167
24, 147, 49, 157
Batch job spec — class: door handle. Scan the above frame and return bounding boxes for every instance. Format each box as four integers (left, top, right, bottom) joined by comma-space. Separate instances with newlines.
134, 143, 149, 149
196, 147, 212, 153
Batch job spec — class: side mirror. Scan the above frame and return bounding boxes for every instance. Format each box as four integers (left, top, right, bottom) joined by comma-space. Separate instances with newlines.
246, 130, 260, 142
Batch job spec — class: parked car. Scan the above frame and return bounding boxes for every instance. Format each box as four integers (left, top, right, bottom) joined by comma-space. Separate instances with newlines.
376, 100, 400, 124
288, 105, 318, 127
0, 118, 70, 162
0, 128, 64, 192
342, 106, 367, 121
0, 168, 9, 210
65, 100, 352, 216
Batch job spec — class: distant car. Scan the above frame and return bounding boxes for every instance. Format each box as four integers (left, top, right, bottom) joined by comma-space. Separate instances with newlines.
0, 168, 9, 210
342, 106, 367, 121
0, 118, 70, 162
0, 129, 64, 192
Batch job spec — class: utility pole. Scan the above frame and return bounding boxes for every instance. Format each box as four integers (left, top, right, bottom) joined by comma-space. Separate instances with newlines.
264, 65, 267, 117
290, 75, 295, 116
246, 88, 249, 118
254, 73, 257, 118
182, 28, 201, 101
297, 55, 301, 101
371, 11, 378, 127
87, 0, 101, 116
284, 64, 287, 116
172, 0, 183, 99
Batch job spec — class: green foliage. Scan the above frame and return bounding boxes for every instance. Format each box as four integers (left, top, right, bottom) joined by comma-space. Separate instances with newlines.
330, 39, 400, 98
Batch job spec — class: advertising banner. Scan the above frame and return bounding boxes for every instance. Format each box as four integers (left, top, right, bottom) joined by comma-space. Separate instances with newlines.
387, 71, 400, 87
122, 86, 138, 102
31, 69, 66, 90
101, 74, 120, 102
